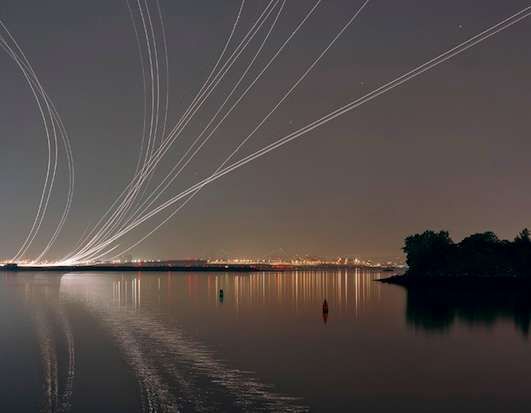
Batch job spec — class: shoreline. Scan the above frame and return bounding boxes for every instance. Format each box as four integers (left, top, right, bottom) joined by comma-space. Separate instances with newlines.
1, 263, 398, 273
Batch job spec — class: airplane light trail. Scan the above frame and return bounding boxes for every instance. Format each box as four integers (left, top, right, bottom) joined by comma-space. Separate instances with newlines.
1, 2, 529, 264
109, 0, 369, 260
121, 0, 311, 233
0, 20, 75, 263
64, 0, 281, 262
68, 4, 531, 264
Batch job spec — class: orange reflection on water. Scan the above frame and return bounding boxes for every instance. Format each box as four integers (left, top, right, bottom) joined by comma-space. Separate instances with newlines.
110, 269, 384, 318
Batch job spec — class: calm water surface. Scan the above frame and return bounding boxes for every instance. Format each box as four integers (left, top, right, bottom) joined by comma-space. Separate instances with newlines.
1, 270, 531, 412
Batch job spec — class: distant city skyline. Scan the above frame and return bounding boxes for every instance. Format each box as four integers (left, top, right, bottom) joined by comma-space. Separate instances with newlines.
1, 1, 530, 262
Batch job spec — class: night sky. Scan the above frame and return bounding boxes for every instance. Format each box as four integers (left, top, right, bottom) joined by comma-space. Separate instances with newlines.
1, 0, 530, 261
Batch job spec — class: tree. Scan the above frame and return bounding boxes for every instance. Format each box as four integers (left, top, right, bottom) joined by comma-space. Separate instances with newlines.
402, 229, 531, 278
460, 231, 499, 248
403, 230, 454, 274
514, 228, 531, 245
458, 232, 504, 275
513, 228, 531, 277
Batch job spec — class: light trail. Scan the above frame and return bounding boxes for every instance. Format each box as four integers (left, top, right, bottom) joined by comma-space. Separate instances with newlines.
136, 0, 157, 165
122, 0, 239, 231
124, 0, 370, 237
67, 0, 281, 262
81, 0, 154, 256
121, 0, 278, 192
111, 0, 161, 233
216, 0, 371, 172
155, 0, 169, 162
0, 30, 57, 261
143, 0, 162, 160
121, 0, 292, 231
126, 0, 149, 177
0, 20, 75, 263
79, 5, 531, 262
106, 0, 290, 258
8, 37, 75, 263
82, 0, 322, 262
10, 55, 74, 264
32, 100, 75, 264
128, 0, 166, 218
104, 0, 167, 241
64, 0, 175, 262
111, 0, 369, 259
65, 0, 251, 260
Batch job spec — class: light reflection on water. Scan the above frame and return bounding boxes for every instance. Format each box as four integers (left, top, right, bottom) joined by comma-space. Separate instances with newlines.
61, 272, 316, 412
108, 270, 383, 318
3, 270, 531, 413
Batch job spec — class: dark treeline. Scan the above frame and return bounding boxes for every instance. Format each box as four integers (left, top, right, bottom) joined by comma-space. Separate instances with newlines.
403, 229, 531, 277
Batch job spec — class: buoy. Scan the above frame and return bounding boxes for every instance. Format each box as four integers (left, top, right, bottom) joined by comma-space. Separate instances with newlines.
322, 299, 329, 324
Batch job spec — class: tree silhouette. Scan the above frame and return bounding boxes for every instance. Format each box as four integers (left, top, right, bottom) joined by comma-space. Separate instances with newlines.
403, 229, 531, 278
514, 228, 531, 245
403, 230, 453, 275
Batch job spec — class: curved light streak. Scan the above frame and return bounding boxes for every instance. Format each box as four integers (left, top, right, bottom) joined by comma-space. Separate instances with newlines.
0, 20, 75, 263
121, 0, 291, 231
111, 0, 369, 259
78, 5, 531, 262
67, 0, 279, 262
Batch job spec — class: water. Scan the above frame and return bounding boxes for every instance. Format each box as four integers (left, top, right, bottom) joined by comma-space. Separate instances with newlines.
2, 270, 531, 412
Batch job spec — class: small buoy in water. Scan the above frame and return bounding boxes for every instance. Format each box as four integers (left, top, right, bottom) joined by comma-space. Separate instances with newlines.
219, 289, 224, 298
322, 299, 329, 324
